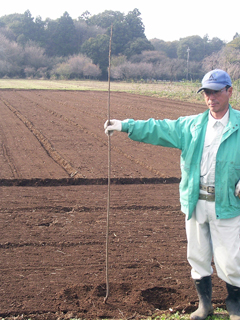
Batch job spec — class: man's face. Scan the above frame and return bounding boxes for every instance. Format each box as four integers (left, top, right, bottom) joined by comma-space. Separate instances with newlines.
203, 86, 233, 119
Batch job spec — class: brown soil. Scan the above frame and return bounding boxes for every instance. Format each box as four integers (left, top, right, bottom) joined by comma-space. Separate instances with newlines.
0, 90, 227, 319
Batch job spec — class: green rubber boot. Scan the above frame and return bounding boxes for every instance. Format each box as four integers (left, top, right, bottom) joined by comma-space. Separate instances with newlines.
190, 276, 214, 320
226, 283, 240, 320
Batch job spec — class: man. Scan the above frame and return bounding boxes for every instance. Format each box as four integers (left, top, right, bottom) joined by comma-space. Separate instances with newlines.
104, 69, 240, 320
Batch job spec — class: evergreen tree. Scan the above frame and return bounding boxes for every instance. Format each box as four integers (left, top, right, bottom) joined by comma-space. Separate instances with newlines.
88, 9, 148, 57
45, 12, 78, 57
81, 34, 111, 79
177, 35, 205, 61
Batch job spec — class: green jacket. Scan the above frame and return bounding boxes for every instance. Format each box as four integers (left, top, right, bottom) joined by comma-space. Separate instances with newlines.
121, 105, 240, 220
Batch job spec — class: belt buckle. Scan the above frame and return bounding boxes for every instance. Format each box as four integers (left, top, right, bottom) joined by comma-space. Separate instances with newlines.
207, 186, 214, 194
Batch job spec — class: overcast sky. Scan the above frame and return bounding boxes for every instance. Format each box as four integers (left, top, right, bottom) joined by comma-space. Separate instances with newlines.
2, 0, 239, 43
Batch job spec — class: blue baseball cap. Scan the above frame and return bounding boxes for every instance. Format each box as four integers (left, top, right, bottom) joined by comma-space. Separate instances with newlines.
197, 69, 232, 93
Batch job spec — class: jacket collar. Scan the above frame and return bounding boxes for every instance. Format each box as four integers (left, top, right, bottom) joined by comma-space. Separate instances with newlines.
192, 104, 239, 128
208, 109, 229, 128
191, 109, 209, 131
224, 104, 240, 135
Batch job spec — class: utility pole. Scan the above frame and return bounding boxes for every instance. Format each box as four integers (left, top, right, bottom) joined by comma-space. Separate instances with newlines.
187, 47, 190, 81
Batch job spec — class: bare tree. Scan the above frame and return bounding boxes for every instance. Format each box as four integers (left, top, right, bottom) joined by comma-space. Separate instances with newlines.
130, 50, 167, 64
202, 47, 240, 80
83, 63, 101, 78
24, 42, 50, 69
111, 61, 154, 80
0, 34, 23, 76
51, 54, 101, 79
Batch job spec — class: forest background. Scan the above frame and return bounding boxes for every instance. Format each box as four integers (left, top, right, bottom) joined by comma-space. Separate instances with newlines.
1, 9, 240, 82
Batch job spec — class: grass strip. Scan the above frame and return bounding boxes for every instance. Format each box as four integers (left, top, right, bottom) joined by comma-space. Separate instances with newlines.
0, 79, 239, 108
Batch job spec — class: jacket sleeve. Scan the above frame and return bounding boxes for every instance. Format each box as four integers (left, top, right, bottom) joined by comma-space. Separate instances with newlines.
121, 118, 183, 149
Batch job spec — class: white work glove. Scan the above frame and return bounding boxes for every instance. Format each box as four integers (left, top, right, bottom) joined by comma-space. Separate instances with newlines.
235, 179, 240, 198
104, 119, 122, 136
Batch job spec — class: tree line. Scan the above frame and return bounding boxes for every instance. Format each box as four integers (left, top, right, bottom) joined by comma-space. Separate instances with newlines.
1, 9, 240, 81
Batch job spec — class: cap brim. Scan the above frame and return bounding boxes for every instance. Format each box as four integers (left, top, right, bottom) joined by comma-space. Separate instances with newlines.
197, 83, 227, 94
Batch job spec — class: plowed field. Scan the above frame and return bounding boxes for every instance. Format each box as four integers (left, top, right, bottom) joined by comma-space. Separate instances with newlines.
0, 90, 227, 319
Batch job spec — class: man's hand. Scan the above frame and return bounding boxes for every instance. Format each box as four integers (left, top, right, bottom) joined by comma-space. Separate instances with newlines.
235, 179, 240, 198
104, 119, 122, 136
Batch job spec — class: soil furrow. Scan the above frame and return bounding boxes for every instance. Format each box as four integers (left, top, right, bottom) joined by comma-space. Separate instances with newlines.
0, 176, 180, 186
1, 141, 20, 178
1, 97, 83, 178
